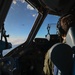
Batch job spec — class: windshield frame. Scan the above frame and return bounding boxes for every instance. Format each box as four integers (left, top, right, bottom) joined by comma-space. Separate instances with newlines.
26, 11, 48, 44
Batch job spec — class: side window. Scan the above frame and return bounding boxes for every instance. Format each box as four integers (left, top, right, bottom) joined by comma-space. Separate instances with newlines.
36, 14, 60, 38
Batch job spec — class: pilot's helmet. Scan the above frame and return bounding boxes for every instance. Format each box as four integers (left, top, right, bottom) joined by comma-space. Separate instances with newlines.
57, 14, 75, 36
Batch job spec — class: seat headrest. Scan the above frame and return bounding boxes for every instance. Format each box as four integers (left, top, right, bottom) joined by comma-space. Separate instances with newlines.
50, 43, 73, 75
66, 27, 75, 47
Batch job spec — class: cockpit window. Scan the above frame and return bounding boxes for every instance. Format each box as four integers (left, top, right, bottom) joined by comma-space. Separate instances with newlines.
5, 0, 38, 46
2, 1, 38, 56
36, 14, 60, 38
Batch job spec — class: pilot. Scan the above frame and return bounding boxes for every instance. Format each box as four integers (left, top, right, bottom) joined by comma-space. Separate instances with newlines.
43, 12, 75, 75
57, 13, 75, 43
54, 13, 75, 75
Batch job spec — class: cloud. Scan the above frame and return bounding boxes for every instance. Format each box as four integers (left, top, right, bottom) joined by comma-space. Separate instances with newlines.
11, 39, 25, 45
20, 0, 25, 3
8, 37, 26, 45
3, 37, 26, 56
13, 0, 25, 4
12, 0, 34, 11
32, 14, 36, 17
27, 4, 34, 10
13, 0, 17, 4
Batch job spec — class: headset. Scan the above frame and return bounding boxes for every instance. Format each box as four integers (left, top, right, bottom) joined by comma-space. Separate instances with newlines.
57, 17, 66, 36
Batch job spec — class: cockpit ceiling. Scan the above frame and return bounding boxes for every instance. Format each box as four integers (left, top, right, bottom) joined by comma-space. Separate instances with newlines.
25, 0, 75, 16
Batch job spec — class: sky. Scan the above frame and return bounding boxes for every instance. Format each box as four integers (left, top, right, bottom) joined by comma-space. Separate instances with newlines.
4, 0, 60, 45
5, 0, 38, 45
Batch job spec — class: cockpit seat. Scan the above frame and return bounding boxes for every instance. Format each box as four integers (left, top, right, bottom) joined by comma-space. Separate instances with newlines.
66, 27, 75, 75
50, 26, 75, 75
66, 27, 75, 47
50, 43, 73, 75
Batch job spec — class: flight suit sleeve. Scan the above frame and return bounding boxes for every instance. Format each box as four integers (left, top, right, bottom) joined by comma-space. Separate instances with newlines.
43, 50, 53, 75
